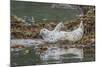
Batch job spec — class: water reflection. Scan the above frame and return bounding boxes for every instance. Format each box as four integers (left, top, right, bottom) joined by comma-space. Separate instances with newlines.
39, 46, 83, 64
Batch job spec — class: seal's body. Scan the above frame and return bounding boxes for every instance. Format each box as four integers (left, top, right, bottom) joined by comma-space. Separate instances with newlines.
40, 21, 84, 43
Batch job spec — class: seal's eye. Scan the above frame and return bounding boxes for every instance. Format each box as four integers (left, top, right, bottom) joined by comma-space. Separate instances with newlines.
43, 29, 46, 32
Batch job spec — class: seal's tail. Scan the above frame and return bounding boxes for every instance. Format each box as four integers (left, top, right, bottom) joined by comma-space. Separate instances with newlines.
79, 20, 84, 30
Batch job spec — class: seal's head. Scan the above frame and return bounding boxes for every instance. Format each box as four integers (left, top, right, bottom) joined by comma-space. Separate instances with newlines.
39, 28, 50, 36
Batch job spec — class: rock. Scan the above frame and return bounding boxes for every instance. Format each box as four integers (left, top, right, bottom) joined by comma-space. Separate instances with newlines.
10, 39, 46, 48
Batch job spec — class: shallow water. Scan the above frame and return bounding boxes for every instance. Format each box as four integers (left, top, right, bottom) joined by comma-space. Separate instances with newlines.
11, 39, 95, 66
